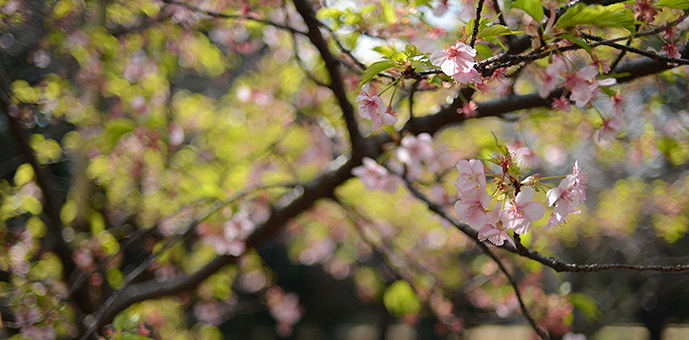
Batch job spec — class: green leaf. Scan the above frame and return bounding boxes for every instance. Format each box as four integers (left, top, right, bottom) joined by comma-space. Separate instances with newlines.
474, 44, 493, 59
404, 44, 420, 57
511, 0, 544, 21
381, 0, 398, 24
559, 33, 593, 57
555, 4, 628, 30
657, 0, 689, 10
479, 24, 523, 38
316, 7, 343, 21
570, 292, 602, 321
390, 51, 408, 63
357, 60, 398, 92
113, 313, 128, 330
373, 45, 396, 58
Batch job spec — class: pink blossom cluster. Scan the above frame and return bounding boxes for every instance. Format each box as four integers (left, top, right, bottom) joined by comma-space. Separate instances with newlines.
539, 60, 615, 109
396, 133, 435, 179
545, 161, 588, 229
453, 156, 587, 246
594, 90, 625, 143
199, 210, 256, 257
430, 41, 482, 84
356, 84, 398, 131
351, 157, 399, 192
265, 286, 303, 338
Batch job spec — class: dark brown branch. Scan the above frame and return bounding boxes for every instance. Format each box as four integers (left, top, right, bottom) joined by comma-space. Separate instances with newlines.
469, 0, 485, 47
292, 0, 364, 155
317, 21, 367, 72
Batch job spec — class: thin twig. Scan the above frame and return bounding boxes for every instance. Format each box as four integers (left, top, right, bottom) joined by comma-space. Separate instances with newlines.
160, 0, 306, 35
316, 21, 367, 71
608, 37, 632, 71
470, 0, 485, 47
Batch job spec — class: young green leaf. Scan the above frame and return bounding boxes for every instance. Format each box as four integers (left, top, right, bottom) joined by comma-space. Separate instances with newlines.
657, 0, 689, 11
474, 44, 493, 59
357, 60, 399, 92
511, 0, 544, 22
559, 33, 593, 57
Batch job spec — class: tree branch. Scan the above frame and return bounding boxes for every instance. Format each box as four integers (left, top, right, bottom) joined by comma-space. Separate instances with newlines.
160, 0, 307, 35
292, 0, 364, 156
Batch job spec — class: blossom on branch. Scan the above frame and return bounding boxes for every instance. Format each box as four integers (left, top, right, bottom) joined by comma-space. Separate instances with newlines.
455, 188, 491, 229
452, 159, 487, 193
545, 162, 588, 229
356, 84, 397, 130
430, 41, 482, 84
351, 157, 398, 192
503, 186, 546, 235
478, 206, 516, 247
396, 133, 434, 179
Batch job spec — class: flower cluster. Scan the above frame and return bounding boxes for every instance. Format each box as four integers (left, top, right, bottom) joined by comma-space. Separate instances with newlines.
430, 41, 482, 84
453, 151, 587, 246
356, 84, 398, 131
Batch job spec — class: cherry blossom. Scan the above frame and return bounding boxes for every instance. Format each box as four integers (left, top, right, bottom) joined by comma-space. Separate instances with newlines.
478, 206, 516, 247
612, 90, 624, 118
194, 300, 227, 325
538, 57, 566, 98
502, 187, 546, 235
552, 96, 571, 113
374, 105, 398, 131
562, 65, 598, 107
396, 133, 434, 178
351, 157, 398, 192
662, 42, 681, 65
563, 65, 616, 107
453, 159, 487, 193
455, 189, 491, 229
545, 163, 588, 229
594, 116, 624, 143
430, 42, 481, 84
266, 286, 303, 338
432, 0, 449, 17
356, 84, 396, 130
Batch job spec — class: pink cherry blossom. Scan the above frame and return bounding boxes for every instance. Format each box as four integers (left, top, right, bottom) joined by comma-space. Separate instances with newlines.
452, 67, 483, 85
563, 65, 616, 107
351, 157, 398, 192
662, 42, 681, 65
430, 41, 480, 84
612, 90, 623, 119
594, 115, 624, 143
432, 0, 449, 16
571, 160, 589, 199
538, 57, 566, 98
552, 96, 571, 113
503, 186, 546, 235
478, 206, 516, 247
453, 159, 487, 193
396, 133, 434, 178
455, 189, 491, 229
372, 105, 398, 131
356, 84, 389, 129
563, 65, 598, 107
545, 163, 587, 229
510, 145, 542, 170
